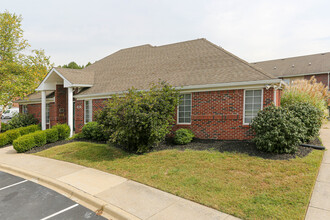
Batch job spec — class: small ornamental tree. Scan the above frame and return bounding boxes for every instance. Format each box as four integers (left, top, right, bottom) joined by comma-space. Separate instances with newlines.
96, 81, 180, 153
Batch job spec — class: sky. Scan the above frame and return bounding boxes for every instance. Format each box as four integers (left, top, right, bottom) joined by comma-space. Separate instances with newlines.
2, 0, 330, 66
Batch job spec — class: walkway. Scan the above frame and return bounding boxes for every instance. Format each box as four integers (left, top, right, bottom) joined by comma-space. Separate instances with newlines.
306, 122, 330, 219
0, 145, 240, 220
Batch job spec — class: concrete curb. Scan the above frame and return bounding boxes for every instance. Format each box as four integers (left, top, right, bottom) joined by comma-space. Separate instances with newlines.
0, 163, 140, 220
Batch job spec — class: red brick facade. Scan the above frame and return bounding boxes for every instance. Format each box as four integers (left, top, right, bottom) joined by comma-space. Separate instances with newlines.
20, 87, 277, 140
171, 88, 275, 140
304, 73, 329, 88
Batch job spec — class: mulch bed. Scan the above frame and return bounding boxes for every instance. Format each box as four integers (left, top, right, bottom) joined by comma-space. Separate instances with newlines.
24, 136, 323, 160
154, 137, 323, 160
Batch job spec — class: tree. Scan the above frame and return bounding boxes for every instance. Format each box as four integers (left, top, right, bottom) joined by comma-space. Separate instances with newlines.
61, 61, 91, 69
0, 11, 51, 132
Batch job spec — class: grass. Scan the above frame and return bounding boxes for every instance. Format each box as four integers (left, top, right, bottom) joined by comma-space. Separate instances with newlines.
34, 142, 323, 220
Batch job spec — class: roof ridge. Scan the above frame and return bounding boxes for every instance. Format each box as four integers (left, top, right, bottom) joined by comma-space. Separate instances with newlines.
253, 51, 330, 64
201, 39, 276, 79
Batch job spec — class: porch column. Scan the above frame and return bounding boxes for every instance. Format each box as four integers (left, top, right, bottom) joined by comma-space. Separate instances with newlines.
41, 90, 46, 130
68, 87, 73, 137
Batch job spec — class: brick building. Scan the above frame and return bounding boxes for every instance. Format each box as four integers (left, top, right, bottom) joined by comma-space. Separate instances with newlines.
17, 39, 282, 139
252, 52, 330, 113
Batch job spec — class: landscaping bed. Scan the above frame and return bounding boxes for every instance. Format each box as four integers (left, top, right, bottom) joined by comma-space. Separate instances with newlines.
34, 141, 324, 220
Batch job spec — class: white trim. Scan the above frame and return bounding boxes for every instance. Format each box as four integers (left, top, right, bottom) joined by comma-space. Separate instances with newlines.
68, 87, 73, 137
274, 88, 277, 106
41, 91, 46, 130
74, 79, 282, 100
36, 68, 92, 91
177, 93, 192, 125
243, 89, 264, 125
16, 97, 55, 104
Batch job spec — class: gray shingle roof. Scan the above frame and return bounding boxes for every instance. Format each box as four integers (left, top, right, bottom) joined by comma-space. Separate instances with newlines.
252, 52, 330, 77
76, 38, 276, 96
54, 67, 94, 85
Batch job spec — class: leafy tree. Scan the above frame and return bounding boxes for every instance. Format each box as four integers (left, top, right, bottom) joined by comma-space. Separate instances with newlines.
61, 61, 92, 69
96, 81, 180, 153
0, 11, 51, 131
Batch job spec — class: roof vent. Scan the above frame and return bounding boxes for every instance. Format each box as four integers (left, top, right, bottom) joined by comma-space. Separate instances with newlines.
292, 64, 295, 68
309, 62, 312, 65
273, 66, 277, 69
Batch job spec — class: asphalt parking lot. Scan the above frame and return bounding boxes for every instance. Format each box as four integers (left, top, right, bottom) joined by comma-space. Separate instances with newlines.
0, 171, 106, 220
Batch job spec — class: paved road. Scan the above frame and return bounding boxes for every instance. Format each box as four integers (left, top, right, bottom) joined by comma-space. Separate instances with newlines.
0, 171, 106, 220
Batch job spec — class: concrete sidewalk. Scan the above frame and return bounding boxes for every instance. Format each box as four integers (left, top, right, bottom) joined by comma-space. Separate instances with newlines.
306, 122, 330, 220
0, 146, 240, 220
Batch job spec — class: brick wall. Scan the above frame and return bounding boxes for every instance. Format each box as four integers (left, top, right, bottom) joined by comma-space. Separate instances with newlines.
21, 87, 276, 140
304, 73, 329, 88
75, 100, 84, 132
172, 88, 275, 140
26, 104, 41, 123
55, 85, 68, 124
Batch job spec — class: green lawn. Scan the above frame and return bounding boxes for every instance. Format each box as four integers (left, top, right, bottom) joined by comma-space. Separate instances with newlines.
34, 142, 323, 220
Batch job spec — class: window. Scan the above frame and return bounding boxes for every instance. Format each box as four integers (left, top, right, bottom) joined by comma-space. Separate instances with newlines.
22, 105, 28, 114
178, 94, 191, 124
46, 103, 50, 124
244, 90, 262, 124
84, 100, 93, 123
283, 79, 290, 85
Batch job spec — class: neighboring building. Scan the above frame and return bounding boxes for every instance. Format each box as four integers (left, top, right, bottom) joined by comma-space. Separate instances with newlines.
252, 52, 330, 88
252, 52, 330, 113
16, 39, 281, 139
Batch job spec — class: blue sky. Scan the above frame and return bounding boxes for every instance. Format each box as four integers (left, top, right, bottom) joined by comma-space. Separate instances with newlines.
2, 0, 330, 66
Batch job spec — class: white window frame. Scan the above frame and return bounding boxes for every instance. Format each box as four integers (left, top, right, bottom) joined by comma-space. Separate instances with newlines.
177, 93, 192, 125
243, 89, 263, 125
84, 100, 93, 124
46, 103, 50, 124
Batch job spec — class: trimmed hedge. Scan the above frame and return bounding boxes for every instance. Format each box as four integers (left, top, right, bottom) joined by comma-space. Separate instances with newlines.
0, 133, 9, 146
44, 129, 58, 143
0, 124, 41, 147
53, 124, 70, 140
6, 130, 21, 144
174, 129, 195, 145
13, 127, 59, 153
33, 131, 47, 147
13, 135, 36, 153
82, 122, 107, 141
17, 125, 40, 136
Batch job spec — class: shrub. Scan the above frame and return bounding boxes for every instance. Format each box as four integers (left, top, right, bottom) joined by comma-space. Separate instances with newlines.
32, 131, 47, 147
251, 105, 306, 154
5, 129, 21, 144
13, 135, 36, 153
0, 133, 9, 147
7, 113, 38, 130
52, 124, 70, 140
281, 77, 329, 118
16, 124, 40, 136
97, 81, 180, 153
1, 123, 10, 132
44, 129, 58, 143
286, 102, 323, 143
82, 122, 107, 141
68, 132, 85, 140
174, 129, 194, 145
